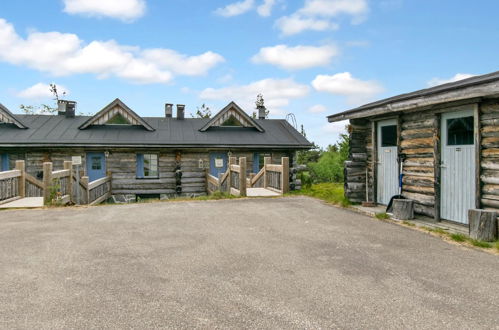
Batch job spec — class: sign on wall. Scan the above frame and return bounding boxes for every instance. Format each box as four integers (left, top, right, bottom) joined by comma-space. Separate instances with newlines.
72, 156, 82, 165
215, 158, 224, 168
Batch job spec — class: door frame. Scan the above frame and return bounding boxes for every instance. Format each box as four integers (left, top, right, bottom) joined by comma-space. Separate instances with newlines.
375, 118, 399, 205
86, 152, 106, 182
439, 105, 479, 223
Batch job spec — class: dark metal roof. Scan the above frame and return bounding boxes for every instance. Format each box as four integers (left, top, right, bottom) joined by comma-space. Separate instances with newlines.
327, 70, 499, 121
0, 115, 312, 149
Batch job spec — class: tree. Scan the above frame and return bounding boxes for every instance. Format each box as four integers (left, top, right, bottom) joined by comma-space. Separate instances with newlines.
191, 103, 211, 118
19, 83, 65, 115
252, 93, 269, 118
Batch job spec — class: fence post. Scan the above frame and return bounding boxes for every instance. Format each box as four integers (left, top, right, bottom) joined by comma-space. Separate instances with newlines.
81, 176, 89, 204
281, 157, 289, 194
239, 157, 247, 197
64, 161, 73, 202
43, 162, 53, 205
228, 157, 236, 192
15, 160, 26, 198
263, 157, 271, 189
106, 170, 112, 198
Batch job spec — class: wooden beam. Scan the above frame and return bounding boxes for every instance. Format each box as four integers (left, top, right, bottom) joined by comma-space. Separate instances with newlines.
281, 157, 289, 194
15, 160, 25, 198
433, 113, 441, 222
43, 162, 52, 205
475, 103, 482, 209
0, 170, 21, 180
64, 161, 73, 203
81, 176, 89, 204
371, 120, 377, 204
263, 157, 271, 189
239, 157, 247, 197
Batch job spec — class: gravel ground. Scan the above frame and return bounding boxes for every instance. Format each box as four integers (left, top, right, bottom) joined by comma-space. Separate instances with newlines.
0, 196, 498, 329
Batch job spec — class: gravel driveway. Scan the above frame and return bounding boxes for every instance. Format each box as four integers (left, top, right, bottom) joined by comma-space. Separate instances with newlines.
0, 196, 498, 329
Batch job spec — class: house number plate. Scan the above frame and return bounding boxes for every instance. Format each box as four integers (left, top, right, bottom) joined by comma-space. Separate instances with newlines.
215, 158, 224, 168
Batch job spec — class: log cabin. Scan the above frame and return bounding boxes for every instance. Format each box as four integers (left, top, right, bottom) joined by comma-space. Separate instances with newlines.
0, 98, 311, 200
328, 70, 499, 225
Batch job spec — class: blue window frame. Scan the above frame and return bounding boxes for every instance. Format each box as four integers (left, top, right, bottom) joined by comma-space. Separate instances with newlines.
136, 154, 158, 178
1, 154, 9, 171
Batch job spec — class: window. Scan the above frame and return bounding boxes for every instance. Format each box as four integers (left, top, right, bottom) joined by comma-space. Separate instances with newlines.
106, 113, 131, 125
381, 125, 397, 147
221, 115, 243, 127
447, 116, 474, 145
91, 156, 102, 170
136, 154, 158, 178
1, 154, 8, 171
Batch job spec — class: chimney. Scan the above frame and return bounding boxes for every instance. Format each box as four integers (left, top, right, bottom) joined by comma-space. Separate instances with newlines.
257, 105, 266, 120
165, 103, 173, 118
176, 104, 185, 120
57, 100, 76, 118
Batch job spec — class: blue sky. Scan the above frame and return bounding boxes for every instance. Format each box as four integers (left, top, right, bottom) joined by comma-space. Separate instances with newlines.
0, 0, 498, 147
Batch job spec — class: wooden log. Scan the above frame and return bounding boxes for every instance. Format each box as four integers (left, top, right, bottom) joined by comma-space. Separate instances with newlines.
481, 170, 499, 184
481, 112, 499, 120
401, 148, 434, 156
64, 161, 73, 203
401, 128, 434, 139
482, 137, 499, 148
404, 157, 434, 168
402, 185, 434, 194
401, 191, 435, 206
401, 118, 436, 130
414, 203, 435, 217
15, 160, 25, 198
400, 137, 434, 149
481, 198, 499, 208
43, 162, 52, 205
392, 199, 414, 220
468, 209, 498, 241
481, 103, 499, 113
482, 148, 499, 158
482, 184, 499, 195
281, 157, 289, 194
481, 160, 499, 170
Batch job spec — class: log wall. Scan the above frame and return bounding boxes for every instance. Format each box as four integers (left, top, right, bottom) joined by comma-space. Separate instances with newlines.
480, 101, 499, 215
345, 98, 499, 223
344, 119, 372, 203
0, 148, 292, 198
399, 111, 437, 218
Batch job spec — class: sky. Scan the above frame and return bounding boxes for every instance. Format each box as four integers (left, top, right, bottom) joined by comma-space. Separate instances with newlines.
0, 0, 498, 147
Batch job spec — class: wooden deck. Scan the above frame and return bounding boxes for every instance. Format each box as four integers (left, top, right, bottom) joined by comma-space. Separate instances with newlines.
247, 188, 280, 197
0, 197, 44, 209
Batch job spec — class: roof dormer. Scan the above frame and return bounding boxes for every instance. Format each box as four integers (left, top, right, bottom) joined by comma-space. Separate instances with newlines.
199, 101, 264, 132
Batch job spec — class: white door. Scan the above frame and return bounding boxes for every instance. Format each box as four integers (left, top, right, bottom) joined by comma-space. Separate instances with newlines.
441, 110, 475, 224
377, 119, 399, 205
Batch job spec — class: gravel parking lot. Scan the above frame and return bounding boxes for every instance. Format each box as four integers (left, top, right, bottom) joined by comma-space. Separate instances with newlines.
0, 196, 498, 329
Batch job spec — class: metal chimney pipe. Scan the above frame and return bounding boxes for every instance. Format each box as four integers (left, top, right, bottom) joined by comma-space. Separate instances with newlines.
176, 104, 185, 120
165, 103, 173, 118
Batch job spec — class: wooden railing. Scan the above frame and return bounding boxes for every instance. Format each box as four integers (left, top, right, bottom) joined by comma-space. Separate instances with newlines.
0, 169, 21, 204
0, 160, 112, 206
205, 157, 247, 196
81, 175, 112, 205
248, 157, 289, 194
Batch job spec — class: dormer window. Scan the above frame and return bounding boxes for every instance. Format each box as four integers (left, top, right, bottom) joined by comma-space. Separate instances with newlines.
199, 101, 264, 132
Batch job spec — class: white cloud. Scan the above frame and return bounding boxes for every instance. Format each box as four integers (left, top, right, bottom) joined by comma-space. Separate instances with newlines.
0, 19, 224, 85
142, 49, 224, 76
275, 0, 368, 36
63, 0, 146, 21
427, 73, 476, 87
200, 78, 310, 115
298, 0, 368, 19
322, 120, 348, 134
312, 72, 384, 105
308, 104, 327, 113
16, 83, 69, 100
275, 14, 337, 36
215, 0, 255, 17
252, 44, 338, 70
257, 0, 277, 17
